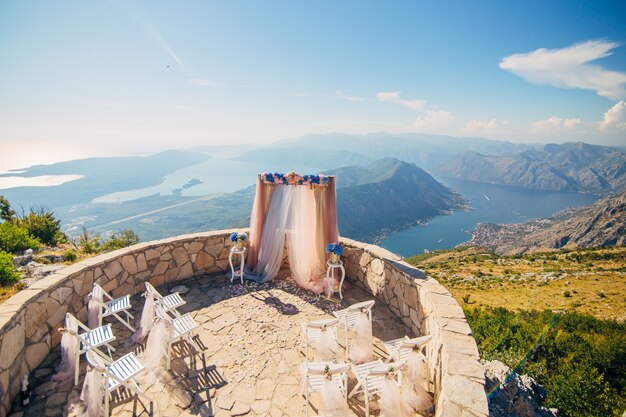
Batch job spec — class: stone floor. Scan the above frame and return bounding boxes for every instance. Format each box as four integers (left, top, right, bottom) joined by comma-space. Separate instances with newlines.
9, 271, 418, 417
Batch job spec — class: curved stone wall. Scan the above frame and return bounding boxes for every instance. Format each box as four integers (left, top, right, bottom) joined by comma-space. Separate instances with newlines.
340, 237, 489, 417
0, 230, 488, 417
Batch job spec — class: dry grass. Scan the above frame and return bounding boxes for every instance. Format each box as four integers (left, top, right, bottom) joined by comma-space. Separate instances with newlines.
408, 246, 626, 321
0, 284, 21, 304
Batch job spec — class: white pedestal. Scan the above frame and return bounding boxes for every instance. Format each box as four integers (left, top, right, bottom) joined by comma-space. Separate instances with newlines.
229, 247, 246, 284
326, 260, 345, 300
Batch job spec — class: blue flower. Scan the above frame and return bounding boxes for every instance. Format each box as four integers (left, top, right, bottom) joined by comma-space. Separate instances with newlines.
325, 242, 343, 255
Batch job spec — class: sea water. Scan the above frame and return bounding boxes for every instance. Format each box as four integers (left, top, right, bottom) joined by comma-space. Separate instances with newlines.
379, 177, 600, 257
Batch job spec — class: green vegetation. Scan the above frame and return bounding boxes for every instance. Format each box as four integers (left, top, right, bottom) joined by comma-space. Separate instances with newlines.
16, 207, 66, 245
0, 250, 20, 286
0, 195, 139, 303
73, 227, 139, 254
62, 249, 77, 262
0, 221, 40, 254
407, 245, 626, 320
467, 307, 626, 417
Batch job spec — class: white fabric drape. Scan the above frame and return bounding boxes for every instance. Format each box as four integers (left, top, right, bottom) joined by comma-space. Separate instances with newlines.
349, 311, 373, 364
314, 328, 338, 362
319, 377, 349, 417
255, 185, 293, 282
88, 286, 103, 329
132, 293, 155, 343
380, 376, 413, 417
405, 350, 432, 412
52, 314, 78, 382
80, 352, 105, 417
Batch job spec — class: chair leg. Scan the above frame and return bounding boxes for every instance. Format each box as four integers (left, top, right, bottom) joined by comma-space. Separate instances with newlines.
166, 344, 172, 371
364, 390, 370, 417
105, 390, 110, 417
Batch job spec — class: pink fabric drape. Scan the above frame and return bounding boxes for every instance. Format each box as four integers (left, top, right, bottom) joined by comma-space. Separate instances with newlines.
287, 186, 325, 292
247, 179, 272, 271
248, 175, 340, 292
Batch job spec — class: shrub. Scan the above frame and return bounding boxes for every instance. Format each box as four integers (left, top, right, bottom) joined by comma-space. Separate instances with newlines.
597, 291, 606, 299
63, 250, 77, 263
75, 228, 101, 254
100, 229, 140, 252
563, 290, 571, 297
0, 221, 40, 254
462, 294, 471, 304
0, 250, 20, 286
17, 207, 65, 245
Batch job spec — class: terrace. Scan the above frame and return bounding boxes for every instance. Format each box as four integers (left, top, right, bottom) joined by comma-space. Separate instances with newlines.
0, 230, 488, 417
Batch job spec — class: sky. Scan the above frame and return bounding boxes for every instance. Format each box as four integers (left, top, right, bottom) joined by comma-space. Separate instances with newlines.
1, 0, 625, 171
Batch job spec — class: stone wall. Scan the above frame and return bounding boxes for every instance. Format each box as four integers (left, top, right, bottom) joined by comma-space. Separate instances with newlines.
0, 230, 234, 416
0, 230, 488, 417
340, 237, 489, 417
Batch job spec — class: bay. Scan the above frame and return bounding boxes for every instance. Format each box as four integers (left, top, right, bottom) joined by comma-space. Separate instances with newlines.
379, 177, 601, 258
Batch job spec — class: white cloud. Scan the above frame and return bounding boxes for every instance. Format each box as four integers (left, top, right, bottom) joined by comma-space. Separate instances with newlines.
532, 116, 582, 132
335, 90, 366, 102
377, 91, 426, 110
412, 110, 455, 133
189, 78, 226, 87
599, 101, 626, 130
500, 40, 626, 99
460, 119, 509, 135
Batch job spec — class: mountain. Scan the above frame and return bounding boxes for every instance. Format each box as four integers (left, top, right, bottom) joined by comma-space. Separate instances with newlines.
437, 142, 626, 194
465, 191, 626, 254
327, 158, 469, 242
275, 132, 531, 170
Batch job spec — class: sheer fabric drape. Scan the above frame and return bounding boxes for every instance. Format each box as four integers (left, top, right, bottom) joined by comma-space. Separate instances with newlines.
247, 176, 340, 293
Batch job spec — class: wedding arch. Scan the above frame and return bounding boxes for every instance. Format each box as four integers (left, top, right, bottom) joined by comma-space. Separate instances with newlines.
246, 171, 340, 293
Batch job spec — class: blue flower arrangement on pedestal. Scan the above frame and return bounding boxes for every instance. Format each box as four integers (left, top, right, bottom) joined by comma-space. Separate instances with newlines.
230, 232, 247, 250
326, 242, 343, 263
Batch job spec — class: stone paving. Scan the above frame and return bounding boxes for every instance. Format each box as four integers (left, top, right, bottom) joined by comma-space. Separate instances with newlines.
9, 270, 417, 417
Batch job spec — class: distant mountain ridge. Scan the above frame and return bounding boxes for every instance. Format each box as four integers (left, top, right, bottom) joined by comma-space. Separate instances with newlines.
327, 158, 468, 242
465, 191, 626, 254
437, 142, 626, 194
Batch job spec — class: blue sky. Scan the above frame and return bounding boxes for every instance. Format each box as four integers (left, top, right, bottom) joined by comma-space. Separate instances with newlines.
0, 0, 625, 170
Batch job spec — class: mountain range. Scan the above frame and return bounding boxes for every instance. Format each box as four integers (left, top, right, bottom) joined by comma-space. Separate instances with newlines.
465, 191, 626, 254
437, 142, 626, 194
327, 158, 468, 242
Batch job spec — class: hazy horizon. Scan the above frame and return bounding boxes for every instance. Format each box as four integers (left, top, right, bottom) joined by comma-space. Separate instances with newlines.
1, 1, 625, 172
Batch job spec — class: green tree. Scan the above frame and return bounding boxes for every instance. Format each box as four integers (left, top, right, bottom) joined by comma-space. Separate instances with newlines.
0, 250, 20, 285
18, 207, 66, 245
0, 221, 40, 254
0, 195, 15, 221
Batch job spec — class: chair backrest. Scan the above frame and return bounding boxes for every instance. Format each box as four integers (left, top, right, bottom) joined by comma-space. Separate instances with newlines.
145, 282, 163, 301
304, 318, 339, 330
367, 361, 407, 386
347, 300, 375, 312
306, 362, 350, 376
399, 335, 432, 350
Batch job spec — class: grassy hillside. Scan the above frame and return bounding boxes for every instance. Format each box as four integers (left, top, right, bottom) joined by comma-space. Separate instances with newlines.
407, 245, 626, 321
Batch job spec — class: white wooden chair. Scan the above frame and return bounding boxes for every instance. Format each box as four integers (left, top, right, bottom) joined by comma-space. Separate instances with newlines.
384, 335, 432, 362
90, 283, 135, 332
332, 300, 375, 350
302, 362, 350, 417
155, 305, 201, 370
145, 282, 186, 318
85, 350, 151, 416
300, 318, 340, 360
62, 313, 116, 385
348, 359, 406, 417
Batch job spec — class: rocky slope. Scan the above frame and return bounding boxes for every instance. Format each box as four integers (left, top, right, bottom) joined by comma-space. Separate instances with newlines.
328, 158, 469, 242
465, 192, 626, 254
437, 142, 626, 194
